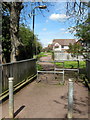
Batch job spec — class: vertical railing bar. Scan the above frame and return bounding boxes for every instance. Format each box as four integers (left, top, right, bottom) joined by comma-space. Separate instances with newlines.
68, 78, 74, 119
8, 77, 14, 118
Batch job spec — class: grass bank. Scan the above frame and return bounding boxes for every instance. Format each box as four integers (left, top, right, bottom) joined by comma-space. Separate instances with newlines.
55, 61, 86, 69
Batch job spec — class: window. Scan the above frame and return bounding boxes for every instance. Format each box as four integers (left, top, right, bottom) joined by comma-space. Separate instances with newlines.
62, 45, 64, 48
55, 45, 59, 48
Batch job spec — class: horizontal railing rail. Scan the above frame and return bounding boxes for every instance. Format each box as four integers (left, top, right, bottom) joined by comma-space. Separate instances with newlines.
0, 58, 37, 95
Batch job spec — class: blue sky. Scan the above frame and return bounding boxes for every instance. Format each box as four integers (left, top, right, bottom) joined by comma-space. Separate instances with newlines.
20, 2, 87, 47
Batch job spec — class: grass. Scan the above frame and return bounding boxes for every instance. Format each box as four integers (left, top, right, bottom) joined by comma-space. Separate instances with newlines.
36, 52, 48, 60
37, 64, 43, 71
55, 61, 86, 69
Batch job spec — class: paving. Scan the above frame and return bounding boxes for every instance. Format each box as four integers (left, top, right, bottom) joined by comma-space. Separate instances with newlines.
2, 79, 89, 118
2, 54, 89, 119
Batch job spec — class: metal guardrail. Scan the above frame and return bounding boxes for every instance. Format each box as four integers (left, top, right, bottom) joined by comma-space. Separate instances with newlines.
0, 64, 2, 95
0, 58, 37, 95
86, 59, 90, 81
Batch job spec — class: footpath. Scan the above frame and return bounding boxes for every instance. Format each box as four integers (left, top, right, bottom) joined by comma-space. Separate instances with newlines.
2, 54, 89, 119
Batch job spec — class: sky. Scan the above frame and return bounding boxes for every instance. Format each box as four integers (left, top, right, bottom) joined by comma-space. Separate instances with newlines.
20, 2, 88, 47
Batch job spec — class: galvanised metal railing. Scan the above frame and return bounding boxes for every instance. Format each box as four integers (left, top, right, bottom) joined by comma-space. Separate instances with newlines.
0, 64, 2, 95
0, 58, 37, 94
86, 59, 90, 81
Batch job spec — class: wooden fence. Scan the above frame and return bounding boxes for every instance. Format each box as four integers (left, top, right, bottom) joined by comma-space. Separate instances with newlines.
86, 59, 90, 81
0, 58, 37, 95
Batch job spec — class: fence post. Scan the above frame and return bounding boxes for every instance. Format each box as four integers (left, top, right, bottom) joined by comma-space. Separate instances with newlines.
67, 78, 74, 119
8, 77, 14, 118
0, 65, 2, 119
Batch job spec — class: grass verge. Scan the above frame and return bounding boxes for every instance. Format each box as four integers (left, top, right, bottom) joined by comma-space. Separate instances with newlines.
55, 61, 86, 69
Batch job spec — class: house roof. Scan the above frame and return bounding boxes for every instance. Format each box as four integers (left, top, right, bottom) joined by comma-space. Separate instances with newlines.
53, 39, 76, 46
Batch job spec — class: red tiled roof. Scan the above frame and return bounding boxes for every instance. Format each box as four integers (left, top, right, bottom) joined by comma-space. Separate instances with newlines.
53, 39, 76, 46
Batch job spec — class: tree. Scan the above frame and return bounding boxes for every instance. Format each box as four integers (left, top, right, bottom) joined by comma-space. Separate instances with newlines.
67, 1, 90, 59
67, 43, 83, 59
2, 16, 11, 63
75, 19, 90, 42
75, 19, 90, 59
2, 3, 11, 63
33, 40, 42, 55
17, 26, 42, 60
2, 2, 23, 62
66, 1, 89, 24
2, 1, 49, 62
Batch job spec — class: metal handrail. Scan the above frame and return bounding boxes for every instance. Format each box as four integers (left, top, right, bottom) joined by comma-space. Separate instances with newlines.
0, 58, 37, 95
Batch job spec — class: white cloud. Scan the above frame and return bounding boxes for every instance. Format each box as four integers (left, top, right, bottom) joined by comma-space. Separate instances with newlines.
42, 28, 47, 31
49, 14, 70, 21
64, 31, 69, 34
48, 41, 52, 44
60, 28, 66, 31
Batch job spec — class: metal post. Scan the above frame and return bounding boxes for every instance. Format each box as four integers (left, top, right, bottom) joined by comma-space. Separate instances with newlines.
0, 65, 2, 119
62, 61, 64, 84
62, 70, 64, 84
32, 8, 35, 58
77, 60, 79, 74
8, 77, 14, 118
68, 78, 74, 119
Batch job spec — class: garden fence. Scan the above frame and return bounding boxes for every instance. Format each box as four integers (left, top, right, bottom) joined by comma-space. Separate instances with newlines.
0, 58, 37, 94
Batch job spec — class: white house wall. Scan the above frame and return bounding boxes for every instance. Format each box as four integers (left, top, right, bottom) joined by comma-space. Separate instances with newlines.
63, 46, 68, 49
53, 43, 69, 52
53, 43, 61, 51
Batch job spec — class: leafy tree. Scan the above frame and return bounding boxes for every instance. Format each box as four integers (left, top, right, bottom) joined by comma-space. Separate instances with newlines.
2, 4, 11, 63
74, 17, 90, 42
67, 43, 83, 59
2, 2, 49, 62
2, 2, 24, 62
17, 26, 42, 60
72, 16, 90, 59
34, 41, 42, 55
2, 2, 47, 62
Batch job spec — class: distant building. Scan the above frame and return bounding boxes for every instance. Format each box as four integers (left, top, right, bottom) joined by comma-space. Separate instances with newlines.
52, 39, 76, 52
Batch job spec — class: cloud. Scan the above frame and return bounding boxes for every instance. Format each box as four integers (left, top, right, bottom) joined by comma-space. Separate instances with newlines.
42, 28, 47, 31
64, 31, 69, 34
49, 14, 70, 21
60, 28, 66, 31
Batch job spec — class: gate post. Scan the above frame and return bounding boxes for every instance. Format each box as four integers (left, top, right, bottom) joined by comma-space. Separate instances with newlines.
8, 77, 14, 118
67, 78, 74, 119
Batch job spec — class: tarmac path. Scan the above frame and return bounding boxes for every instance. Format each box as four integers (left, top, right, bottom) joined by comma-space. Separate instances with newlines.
2, 54, 89, 119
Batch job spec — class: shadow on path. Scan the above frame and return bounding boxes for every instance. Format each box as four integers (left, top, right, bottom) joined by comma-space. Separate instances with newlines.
14, 105, 25, 117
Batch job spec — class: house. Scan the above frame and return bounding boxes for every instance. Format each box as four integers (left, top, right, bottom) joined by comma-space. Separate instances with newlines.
52, 39, 76, 52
